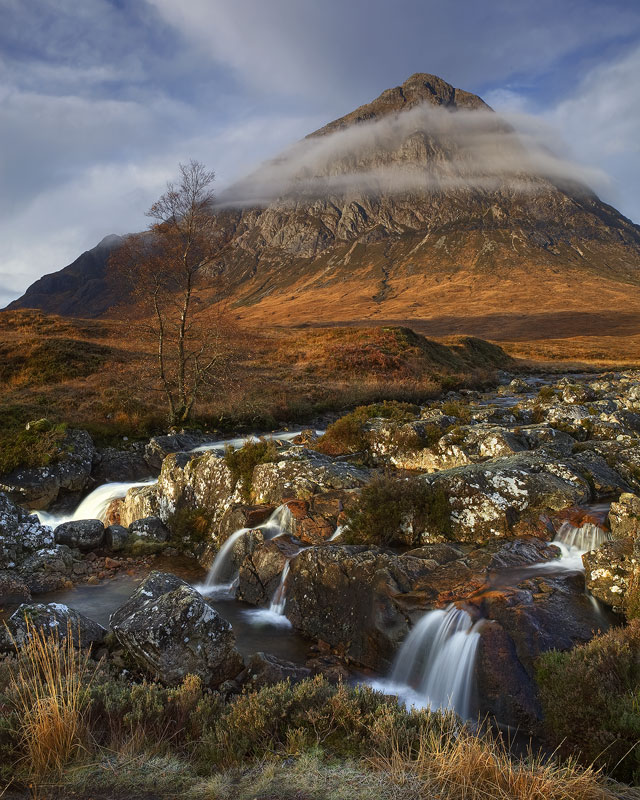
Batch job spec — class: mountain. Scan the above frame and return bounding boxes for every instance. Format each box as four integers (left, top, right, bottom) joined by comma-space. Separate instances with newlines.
7, 234, 124, 317
8, 73, 640, 342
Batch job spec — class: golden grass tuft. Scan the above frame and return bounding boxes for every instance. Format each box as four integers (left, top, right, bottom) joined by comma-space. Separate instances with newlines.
372, 724, 618, 800
7, 619, 95, 779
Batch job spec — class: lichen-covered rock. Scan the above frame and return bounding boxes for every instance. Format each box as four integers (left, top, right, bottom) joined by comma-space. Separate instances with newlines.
583, 538, 636, 613
217, 504, 275, 545
110, 572, 243, 685
252, 448, 369, 504
0, 492, 54, 569
54, 519, 104, 551
608, 494, 640, 541
144, 433, 213, 472
0, 602, 106, 652
416, 453, 592, 543
19, 545, 75, 592
0, 429, 95, 510
120, 484, 161, 527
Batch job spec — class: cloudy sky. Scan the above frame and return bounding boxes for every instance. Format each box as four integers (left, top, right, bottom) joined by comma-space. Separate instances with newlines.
2, 0, 640, 306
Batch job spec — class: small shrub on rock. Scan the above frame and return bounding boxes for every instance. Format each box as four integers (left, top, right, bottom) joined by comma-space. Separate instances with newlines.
536, 620, 640, 782
316, 401, 419, 456
343, 474, 451, 546
224, 440, 279, 500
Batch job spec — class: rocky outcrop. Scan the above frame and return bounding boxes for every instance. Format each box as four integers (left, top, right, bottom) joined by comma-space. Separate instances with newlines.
237, 539, 293, 606
0, 602, 106, 651
110, 572, 243, 686
0, 429, 95, 510
92, 444, 151, 483
0, 493, 54, 570
284, 537, 558, 671
251, 448, 370, 504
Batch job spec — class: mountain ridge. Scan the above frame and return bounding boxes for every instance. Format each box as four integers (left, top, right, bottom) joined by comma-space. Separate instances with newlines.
7, 72, 640, 343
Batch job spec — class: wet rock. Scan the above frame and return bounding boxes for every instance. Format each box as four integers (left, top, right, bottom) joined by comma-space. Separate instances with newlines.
0, 493, 54, 569
238, 652, 311, 689
217, 504, 275, 544
104, 524, 129, 552
476, 572, 615, 729
129, 516, 169, 542
0, 429, 95, 510
237, 539, 291, 605
0, 602, 106, 652
110, 571, 243, 686
120, 483, 161, 527
104, 498, 125, 526
54, 519, 104, 551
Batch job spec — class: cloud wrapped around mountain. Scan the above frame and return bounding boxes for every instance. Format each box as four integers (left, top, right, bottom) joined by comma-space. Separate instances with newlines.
218, 103, 610, 208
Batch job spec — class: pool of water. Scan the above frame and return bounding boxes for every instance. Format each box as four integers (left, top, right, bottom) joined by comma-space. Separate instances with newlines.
33, 561, 310, 664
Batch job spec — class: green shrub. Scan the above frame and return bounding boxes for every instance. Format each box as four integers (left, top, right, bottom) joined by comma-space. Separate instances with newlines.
440, 400, 471, 423
343, 475, 451, 546
537, 385, 557, 402
316, 402, 419, 456
166, 506, 214, 549
0, 422, 68, 474
224, 439, 279, 500
536, 620, 640, 782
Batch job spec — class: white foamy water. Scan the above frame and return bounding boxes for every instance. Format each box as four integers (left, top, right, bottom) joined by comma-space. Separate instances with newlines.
197, 504, 294, 597
371, 605, 482, 719
36, 479, 157, 529
535, 519, 611, 572
190, 430, 325, 454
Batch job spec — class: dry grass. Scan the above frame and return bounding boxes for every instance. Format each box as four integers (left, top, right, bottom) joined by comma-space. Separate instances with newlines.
6, 620, 95, 780
373, 725, 621, 800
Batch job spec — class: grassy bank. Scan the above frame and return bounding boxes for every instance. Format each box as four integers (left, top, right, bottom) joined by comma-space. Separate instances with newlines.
0, 625, 626, 800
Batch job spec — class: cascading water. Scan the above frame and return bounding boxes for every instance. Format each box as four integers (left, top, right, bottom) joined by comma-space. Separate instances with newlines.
328, 524, 344, 541
371, 605, 482, 719
198, 504, 293, 596
544, 519, 611, 572
36, 479, 157, 528
244, 558, 294, 628
189, 430, 325, 454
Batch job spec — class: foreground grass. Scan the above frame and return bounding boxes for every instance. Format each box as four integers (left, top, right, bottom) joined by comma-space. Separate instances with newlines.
0, 630, 634, 800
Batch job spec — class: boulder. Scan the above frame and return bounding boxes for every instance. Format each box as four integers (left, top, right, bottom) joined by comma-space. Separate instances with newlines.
92, 445, 151, 483
238, 652, 311, 689
583, 538, 636, 613
54, 519, 104, 551
0, 602, 106, 652
127, 516, 170, 555
110, 572, 243, 686
144, 432, 213, 472
608, 493, 640, 541
19, 545, 75, 593
104, 524, 129, 552
237, 539, 292, 606
475, 571, 617, 729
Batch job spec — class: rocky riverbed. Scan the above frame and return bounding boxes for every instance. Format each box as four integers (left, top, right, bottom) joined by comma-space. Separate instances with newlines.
2, 370, 640, 733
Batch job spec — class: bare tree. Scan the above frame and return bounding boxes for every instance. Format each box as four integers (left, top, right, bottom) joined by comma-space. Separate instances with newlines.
110, 160, 233, 426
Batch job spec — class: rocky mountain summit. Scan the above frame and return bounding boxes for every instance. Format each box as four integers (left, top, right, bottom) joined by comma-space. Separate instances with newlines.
8, 73, 640, 339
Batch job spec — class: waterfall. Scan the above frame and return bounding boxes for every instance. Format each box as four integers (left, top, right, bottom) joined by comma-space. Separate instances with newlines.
371, 605, 482, 719
547, 520, 611, 571
198, 504, 293, 596
328, 524, 344, 541
269, 559, 291, 616
36, 479, 157, 529
190, 429, 325, 454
